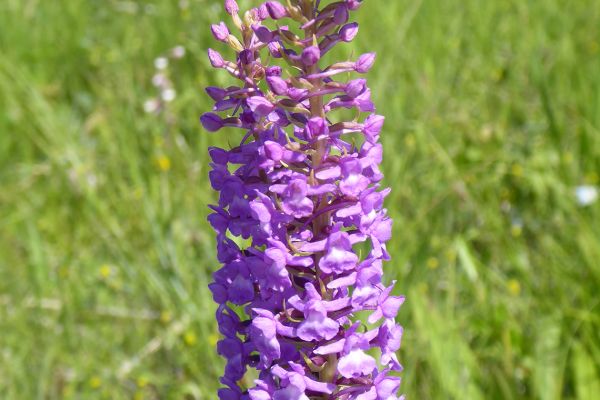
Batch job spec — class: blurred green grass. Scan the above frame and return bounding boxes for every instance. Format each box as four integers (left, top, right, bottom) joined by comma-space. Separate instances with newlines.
1, 0, 599, 398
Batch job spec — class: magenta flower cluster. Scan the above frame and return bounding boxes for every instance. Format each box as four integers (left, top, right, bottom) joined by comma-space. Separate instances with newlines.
201, 1, 404, 398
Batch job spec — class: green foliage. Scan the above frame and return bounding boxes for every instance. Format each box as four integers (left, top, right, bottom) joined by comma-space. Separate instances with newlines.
1, 0, 599, 398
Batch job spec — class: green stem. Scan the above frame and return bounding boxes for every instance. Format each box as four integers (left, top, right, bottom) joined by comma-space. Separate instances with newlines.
302, 1, 337, 395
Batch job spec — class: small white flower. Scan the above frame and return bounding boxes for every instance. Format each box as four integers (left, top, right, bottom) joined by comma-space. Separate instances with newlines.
87, 173, 98, 189
179, 0, 189, 10
154, 57, 168, 70
152, 73, 168, 88
161, 89, 176, 102
114, 1, 139, 14
171, 45, 186, 59
575, 185, 598, 206
143, 99, 160, 113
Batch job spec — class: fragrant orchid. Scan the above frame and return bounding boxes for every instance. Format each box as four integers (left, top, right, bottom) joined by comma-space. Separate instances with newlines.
202, 1, 404, 398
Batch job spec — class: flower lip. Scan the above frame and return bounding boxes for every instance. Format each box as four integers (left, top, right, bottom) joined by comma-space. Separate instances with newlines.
252, 24, 275, 43
200, 112, 224, 132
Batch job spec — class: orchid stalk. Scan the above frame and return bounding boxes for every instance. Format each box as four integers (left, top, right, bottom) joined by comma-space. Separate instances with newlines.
201, 1, 404, 398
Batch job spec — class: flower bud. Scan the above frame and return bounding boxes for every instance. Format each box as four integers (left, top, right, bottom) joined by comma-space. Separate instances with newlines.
265, 1, 288, 19
305, 117, 329, 139
333, 5, 349, 24
265, 66, 282, 76
345, 78, 367, 98
266, 76, 289, 96
255, 4, 269, 20
346, 0, 361, 10
363, 114, 385, 140
355, 52, 376, 73
224, 0, 239, 15
288, 87, 308, 101
301, 46, 321, 66
340, 22, 359, 42
211, 22, 229, 42
264, 141, 284, 162
208, 48, 225, 68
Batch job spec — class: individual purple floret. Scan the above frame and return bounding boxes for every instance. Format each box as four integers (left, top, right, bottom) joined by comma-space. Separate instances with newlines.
201, 1, 405, 398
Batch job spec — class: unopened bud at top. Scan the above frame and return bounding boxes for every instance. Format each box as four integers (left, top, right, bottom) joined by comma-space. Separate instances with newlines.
224, 0, 239, 15
265, 1, 288, 19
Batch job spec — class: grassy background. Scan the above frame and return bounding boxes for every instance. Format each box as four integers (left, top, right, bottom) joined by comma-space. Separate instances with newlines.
1, 0, 599, 398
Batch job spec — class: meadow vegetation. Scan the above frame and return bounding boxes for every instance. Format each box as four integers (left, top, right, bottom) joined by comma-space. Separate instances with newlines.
0, 0, 599, 398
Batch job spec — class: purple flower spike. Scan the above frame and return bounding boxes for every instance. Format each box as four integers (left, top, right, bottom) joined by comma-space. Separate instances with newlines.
201, 1, 405, 398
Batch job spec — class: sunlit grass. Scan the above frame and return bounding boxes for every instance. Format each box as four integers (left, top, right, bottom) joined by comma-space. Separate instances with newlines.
1, 0, 599, 398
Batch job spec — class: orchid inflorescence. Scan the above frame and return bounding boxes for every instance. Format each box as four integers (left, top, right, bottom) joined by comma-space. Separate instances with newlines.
201, 0, 404, 398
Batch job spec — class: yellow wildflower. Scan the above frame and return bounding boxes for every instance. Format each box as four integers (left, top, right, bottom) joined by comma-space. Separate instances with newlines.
511, 225, 522, 238
89, 376, 102, 389
511, 164, 523, 178
155, 155, 171, 172
507, 279, 521, 296
426, 257, 439, 270
99, 264, 112, 279
184, 331, 197, 346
